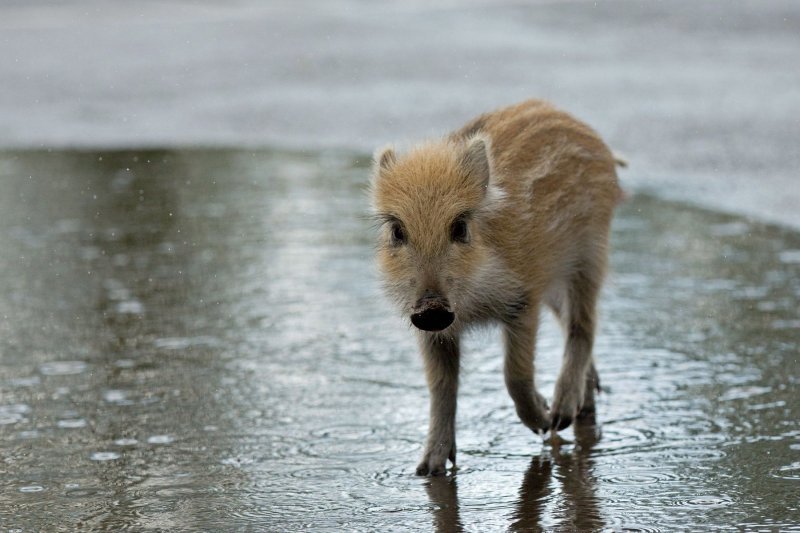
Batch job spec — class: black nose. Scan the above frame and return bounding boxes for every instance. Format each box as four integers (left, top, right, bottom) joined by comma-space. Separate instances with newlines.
411, 307, 455, 331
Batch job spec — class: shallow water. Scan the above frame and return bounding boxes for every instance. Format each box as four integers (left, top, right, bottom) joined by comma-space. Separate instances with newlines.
0, 149, 798, 531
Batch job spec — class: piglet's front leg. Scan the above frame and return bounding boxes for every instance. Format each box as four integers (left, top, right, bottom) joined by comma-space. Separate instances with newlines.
503, 313, 551, 435
416, 334, 460, 476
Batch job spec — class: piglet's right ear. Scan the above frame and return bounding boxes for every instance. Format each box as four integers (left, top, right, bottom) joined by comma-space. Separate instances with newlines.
373, 145, 396, 174
460, 135, 491, 190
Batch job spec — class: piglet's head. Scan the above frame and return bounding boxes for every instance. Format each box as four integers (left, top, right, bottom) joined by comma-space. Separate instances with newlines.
371, 136, 500, 333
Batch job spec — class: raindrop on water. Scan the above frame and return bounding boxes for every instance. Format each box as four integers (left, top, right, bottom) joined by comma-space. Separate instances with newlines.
147, 435, 174, 445
90, 451, 120, 461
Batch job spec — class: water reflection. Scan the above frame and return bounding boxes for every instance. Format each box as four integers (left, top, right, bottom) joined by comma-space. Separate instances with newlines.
424, 420, 602, 532
426, 476, 464, 533
537, 423, 603, 531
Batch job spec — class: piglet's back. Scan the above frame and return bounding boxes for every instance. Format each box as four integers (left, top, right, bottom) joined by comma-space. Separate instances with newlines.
450, 99, 622, 287
451, 99, 620, 196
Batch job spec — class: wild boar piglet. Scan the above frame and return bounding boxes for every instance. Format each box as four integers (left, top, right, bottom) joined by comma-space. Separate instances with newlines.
371, 99, 622, 476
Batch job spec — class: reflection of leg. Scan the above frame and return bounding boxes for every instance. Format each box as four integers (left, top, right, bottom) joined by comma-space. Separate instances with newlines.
553, 427, 603, 530
503, 312, 550, 434
417, 333, 460, 476
425, 476, 464, 533
510, 455, 553, 532
571, 418, 602, 449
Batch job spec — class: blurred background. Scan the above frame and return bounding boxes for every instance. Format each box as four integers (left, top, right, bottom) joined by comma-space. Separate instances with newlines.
1, 1, 798, 530
2, 0, 799, 226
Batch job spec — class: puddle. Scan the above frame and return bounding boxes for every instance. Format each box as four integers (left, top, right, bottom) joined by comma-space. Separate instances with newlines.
0, 149, 798, 530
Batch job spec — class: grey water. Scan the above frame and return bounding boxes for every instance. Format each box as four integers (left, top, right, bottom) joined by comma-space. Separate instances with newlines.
0, 149, 798, 531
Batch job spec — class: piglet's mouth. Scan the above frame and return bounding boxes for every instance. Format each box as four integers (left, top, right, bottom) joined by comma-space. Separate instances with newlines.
410, 299, 455, 332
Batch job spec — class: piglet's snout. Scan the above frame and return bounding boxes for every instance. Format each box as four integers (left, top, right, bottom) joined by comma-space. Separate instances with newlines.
410, 292, 454, 332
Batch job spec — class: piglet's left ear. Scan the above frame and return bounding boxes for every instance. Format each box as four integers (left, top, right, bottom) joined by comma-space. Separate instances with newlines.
460, 135, 491, 190
373, 145, 396, 174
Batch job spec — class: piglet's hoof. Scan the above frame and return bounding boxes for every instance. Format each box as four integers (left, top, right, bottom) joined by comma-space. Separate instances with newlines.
416, 445, 455, 476
550, 414, 573, 432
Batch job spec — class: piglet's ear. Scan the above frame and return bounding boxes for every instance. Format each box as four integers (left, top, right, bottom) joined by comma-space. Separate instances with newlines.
373, 145, 397, 174
460, 135, 491, 190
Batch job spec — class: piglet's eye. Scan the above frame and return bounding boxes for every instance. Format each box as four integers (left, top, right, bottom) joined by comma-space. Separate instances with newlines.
390, 222, 406, 245
450, 217, 469, 243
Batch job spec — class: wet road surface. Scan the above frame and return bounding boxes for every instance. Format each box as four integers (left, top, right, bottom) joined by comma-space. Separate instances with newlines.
0, 149, 798, 530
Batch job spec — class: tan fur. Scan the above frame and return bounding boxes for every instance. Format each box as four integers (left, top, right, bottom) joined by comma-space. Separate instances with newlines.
371, 99, 622, 476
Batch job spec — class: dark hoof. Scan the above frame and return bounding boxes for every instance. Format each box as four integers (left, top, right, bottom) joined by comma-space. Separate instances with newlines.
576, 412, 597, 427
550, 414, 573, 432
416, 463, 447, 477
577, 404, 596, 420
430, 466, 447, 476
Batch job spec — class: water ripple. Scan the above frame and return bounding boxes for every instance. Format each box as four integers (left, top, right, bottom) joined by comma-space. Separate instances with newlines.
90, 451, 121, 461
147, 435, 174, 445
56, 419, 87, 429
0, 404, 30, 425
667, 495, 733, 508
599, 469, 683, 485
19, 485, 45, 493
39, 360, 88, 376
772, 462, 800, 481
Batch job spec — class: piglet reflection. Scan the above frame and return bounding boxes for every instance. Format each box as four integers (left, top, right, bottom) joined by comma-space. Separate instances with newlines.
425, 475, 464, 533
511, 421, 603, 531
424, 419, 602, 532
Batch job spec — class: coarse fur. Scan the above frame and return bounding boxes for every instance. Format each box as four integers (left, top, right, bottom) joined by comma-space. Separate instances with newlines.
371, 99, 622, 476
